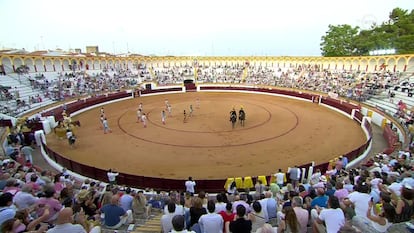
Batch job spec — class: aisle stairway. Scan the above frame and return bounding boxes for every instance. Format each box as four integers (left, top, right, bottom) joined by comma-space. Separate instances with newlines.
132, 212, 162, 233
101, 210, 162, 233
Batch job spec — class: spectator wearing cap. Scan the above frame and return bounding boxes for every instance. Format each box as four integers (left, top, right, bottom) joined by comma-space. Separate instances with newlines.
313, 176, 327, 189
76, 189, 98, 219
310, 169, 322, 186
0, 193, 16, 226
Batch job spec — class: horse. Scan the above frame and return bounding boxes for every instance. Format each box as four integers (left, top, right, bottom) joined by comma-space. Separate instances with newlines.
239, 109, 246, 127
230, 110, 237, 129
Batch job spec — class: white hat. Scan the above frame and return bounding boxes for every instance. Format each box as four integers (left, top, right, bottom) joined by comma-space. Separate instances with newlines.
319, 175, 327, 183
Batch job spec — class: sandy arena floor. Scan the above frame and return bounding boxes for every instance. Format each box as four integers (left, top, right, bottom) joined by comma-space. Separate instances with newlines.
46, 92, 366, 180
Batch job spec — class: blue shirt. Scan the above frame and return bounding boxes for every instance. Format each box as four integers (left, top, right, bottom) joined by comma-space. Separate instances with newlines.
311, 195, 328, 208
101, 204, 126, 227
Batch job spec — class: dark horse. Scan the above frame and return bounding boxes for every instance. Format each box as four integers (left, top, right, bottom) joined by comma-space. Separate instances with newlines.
230, 109, 237, 129
239, 108, 246, 127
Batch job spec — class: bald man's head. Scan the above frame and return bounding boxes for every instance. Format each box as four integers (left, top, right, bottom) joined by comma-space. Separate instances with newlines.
111, 194, 120, 205
56, 207, 73, 224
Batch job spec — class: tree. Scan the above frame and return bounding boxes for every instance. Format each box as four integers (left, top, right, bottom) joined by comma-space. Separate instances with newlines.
320, 24, 359, 57
321, 7, 414, 56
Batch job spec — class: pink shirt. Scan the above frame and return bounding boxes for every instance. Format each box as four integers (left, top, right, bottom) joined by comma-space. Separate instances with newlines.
36, 197, 63, 222
334, 189, 349, 203
293, 207, 309, 233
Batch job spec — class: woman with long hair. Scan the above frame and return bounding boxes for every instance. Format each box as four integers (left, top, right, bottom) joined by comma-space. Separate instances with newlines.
189, 197, 207, 227
392, 185, 414, 223
352, 192, 395, 232
278, 206, 300, 233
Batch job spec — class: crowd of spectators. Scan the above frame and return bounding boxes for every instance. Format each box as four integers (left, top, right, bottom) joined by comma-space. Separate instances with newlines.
155, 148, 414, 233
1, 63, 413, 233
153, 65, 194, 85
149, 63, 403, 105
0, 146, 162, 233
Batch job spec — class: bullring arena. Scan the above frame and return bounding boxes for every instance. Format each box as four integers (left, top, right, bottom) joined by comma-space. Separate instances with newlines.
46, 91, 366, 180
1, 54, 412, 192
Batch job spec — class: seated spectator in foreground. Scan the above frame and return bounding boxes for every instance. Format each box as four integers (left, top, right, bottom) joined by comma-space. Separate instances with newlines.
312, 196, 345, 233
100, 195, 132, 229
1, 217, 45, 233
344, 181, 371, 222
189, 197, 206, 227
171, 215, 195, 233
311, 187, 328, 209
161, 202, 176, 233
13, 184, 38, 211
352, 192, 394, 233
0, 193, 16, 227
219, 203, 235, 233
35, 185, 63, 224
391, 184, 414, 223
14, 208, 50, 232
229, 205, 252, 233
132, 191, 151, 219
277, 206, 300, 233
198, 200, 223, 233
248, 201, 266, 232
292, 196, 309, 233
46, 207, 100, 233
256, 223, 277, 233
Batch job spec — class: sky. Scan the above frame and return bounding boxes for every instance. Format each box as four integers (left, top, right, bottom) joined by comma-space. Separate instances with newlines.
0, 0, 413, 56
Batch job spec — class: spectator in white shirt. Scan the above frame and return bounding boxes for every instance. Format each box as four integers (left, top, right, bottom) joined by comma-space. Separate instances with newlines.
313, 196, 345, 233
198, 200, 223, 233
185, 177, 196, 195
161, 202, 176, 233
